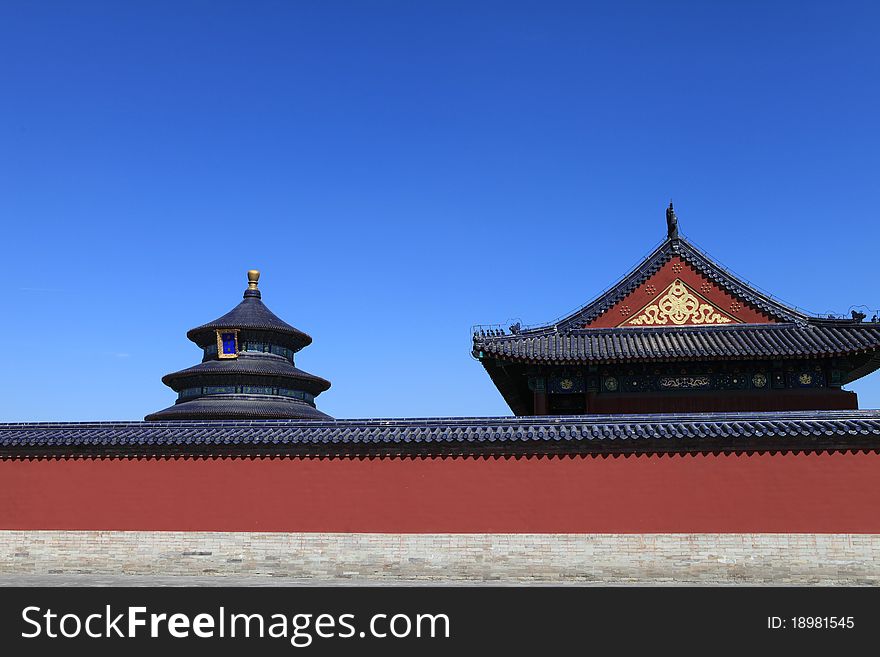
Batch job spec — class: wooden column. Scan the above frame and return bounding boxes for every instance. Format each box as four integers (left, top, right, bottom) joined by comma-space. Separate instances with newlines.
534, 391, 548, 415
585, 391, 597, 413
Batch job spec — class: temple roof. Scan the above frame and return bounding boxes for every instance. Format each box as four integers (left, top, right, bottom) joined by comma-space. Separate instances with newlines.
473, 212, 880, 370
187, 271, 312, 351
475, 322, 880, 379
4, 410, 880, 458
144, 395, 331, 421
161, 353, 331, 394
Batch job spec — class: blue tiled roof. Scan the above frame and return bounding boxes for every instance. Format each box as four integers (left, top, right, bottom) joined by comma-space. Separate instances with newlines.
145, 394, 332, 422
3, 410, 880, 457
161, 353, 331, 393
474, 322, 880, 370
187, 294, 312, 351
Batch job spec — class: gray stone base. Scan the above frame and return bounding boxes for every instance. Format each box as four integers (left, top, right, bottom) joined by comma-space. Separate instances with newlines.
1, 531, 878, 585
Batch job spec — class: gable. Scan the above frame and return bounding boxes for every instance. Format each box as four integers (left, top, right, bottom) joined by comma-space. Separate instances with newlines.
620, 279, 738, 326
586, 256, 777, 328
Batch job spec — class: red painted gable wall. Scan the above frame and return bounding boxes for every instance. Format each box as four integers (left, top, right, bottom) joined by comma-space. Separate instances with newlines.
587, 257, 775, 327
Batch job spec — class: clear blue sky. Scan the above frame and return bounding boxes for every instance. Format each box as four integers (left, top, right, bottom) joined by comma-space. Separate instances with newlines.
2, 1, 879, 421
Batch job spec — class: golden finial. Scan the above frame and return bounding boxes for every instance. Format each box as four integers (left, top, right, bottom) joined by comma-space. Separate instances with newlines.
247, 270, 260, 290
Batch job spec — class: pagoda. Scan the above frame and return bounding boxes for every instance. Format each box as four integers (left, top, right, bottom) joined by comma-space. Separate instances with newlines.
472, 204, 880, 415
146, 270, 331, 420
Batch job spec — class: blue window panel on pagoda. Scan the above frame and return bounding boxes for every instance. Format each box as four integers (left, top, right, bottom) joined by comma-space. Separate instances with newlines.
220, 332, 237, 355
234, 341, 296, 363
204, 386, 237, 395
178, 387, 202, 399
242, 386, 274, 395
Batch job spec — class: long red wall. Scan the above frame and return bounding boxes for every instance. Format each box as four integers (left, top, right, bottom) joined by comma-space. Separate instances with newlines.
1, 453, 879, 533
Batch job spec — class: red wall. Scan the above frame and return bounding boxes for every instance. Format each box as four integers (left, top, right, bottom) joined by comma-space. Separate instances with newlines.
2, 453, 879, 533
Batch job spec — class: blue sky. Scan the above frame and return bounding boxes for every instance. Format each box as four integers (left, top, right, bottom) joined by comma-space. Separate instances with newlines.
1, 1, 879, 421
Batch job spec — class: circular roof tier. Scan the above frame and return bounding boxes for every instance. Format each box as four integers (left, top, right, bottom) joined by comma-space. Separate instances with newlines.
186, 270, 313, 352
161, 353, 331, 395
145, 394, 332, 421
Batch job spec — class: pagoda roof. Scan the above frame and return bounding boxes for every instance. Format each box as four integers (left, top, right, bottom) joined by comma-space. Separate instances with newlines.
3, 410, 880, 458
187, 288, 312, 351
473, 227, 880, 370
161, 353, 331, 394
145, 395, 331, 422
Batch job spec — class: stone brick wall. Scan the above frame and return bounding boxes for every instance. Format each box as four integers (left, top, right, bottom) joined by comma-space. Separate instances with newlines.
1, 531, 878, 584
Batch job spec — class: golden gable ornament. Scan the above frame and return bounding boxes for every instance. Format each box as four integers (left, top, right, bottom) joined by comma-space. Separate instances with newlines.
621, 279, 738, 326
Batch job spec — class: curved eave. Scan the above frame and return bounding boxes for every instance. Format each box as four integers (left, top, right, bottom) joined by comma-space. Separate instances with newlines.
843, 350, 880, 385
480, 358, 531, 416
473, 323, 880, 371
145, 395, 332, 422
186, 296, 312, 351
161, 354, 331, 394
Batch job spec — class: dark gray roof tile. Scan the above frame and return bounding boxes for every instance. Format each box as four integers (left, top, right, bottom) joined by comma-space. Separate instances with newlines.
161, 353, 331, 393
145, 394, 331, 422
187, 295, 312, 351
3, 410, 880, 457
474, 323, 880, 364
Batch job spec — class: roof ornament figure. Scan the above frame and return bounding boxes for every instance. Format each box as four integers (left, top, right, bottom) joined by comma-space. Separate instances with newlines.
244, 269, 261, 298
666, 201, 679, 240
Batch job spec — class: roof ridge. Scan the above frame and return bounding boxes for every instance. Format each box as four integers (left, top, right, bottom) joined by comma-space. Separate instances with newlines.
3, 408, 880, 430
674, 237, 808, 322
4, 410, 880, 456
478, 234, 813, 334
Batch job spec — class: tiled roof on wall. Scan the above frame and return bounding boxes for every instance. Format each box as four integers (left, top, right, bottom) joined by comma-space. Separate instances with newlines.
3, 410, 880, 458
